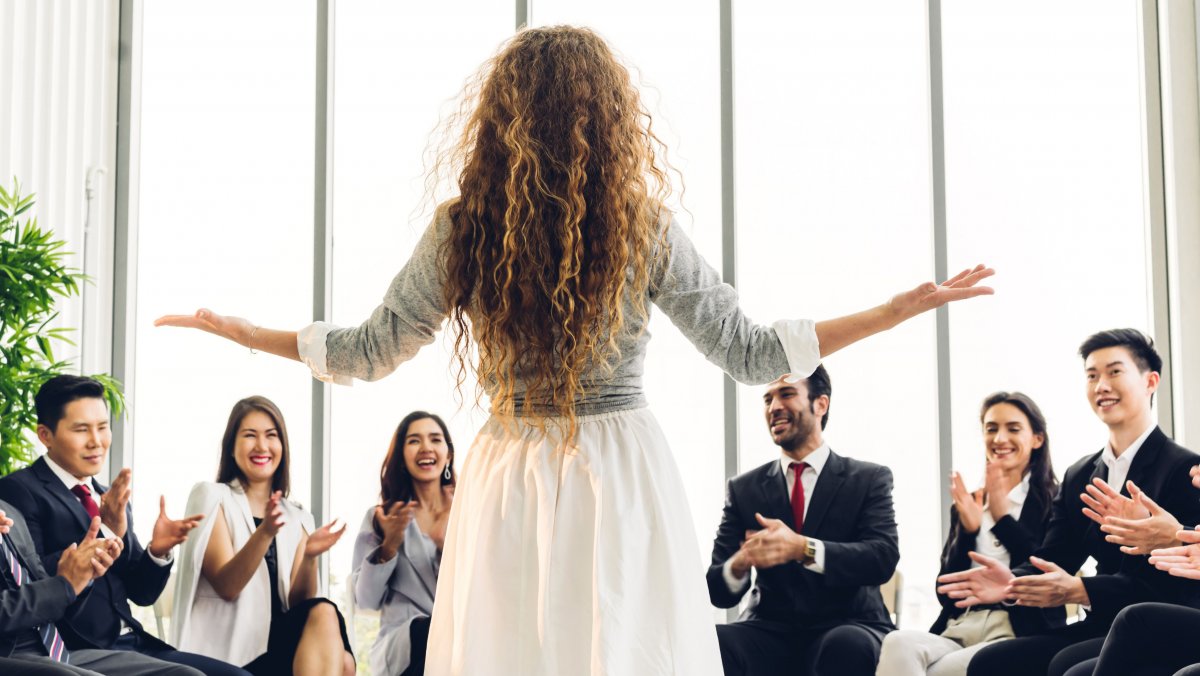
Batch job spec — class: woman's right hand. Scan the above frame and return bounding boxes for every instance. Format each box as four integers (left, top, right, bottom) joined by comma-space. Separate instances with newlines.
950, 471, 983, 534
375, 501, 417, 560
256, 491, 287, 538
154, 308, 256, 348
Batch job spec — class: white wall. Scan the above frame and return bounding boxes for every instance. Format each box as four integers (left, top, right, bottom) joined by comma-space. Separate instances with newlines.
0, 0, 120, 376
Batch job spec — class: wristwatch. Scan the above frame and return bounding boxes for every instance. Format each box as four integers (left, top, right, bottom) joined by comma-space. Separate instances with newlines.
803, 538, 818, 563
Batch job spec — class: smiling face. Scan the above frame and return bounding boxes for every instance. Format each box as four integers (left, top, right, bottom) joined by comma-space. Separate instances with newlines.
763, 376, 826, 453
982, 402, 1041, 476
402, 417, 450, 486
232, 410, 284, 486
38, 397, 111, 480
1085, 345, 1159, 430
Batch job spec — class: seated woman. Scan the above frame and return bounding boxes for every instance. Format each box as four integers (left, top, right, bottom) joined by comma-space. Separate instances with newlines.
1069, 464, 1200, 676
875, 392, 1065, 676
171, 396, 355, 676
352, 411, 455, 676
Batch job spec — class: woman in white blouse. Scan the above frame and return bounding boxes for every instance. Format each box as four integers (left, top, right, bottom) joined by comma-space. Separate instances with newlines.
171, 396, 355, 676
351, 411, 455, 676
876, 392, 1065, 676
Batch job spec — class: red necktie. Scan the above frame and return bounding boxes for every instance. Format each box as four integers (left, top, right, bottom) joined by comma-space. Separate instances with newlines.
70, 484, 101, 520
790, 462, 809, 532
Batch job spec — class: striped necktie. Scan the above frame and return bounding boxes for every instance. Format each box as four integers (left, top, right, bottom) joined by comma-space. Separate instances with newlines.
2, 535, 70, 663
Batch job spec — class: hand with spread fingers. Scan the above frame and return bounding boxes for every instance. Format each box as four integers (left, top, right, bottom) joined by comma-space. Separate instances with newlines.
936, 551, 1013, 608
886, 265, 995, 320
738, 513, 806, 570
949, 471, 983, 534
1004, 556, 1088, 608
1097, 481, 1184, 555
303, 519, 348, 559
1148, 528, 1200, 581
1081, 477, 1149, 525
149, 495, 205, 558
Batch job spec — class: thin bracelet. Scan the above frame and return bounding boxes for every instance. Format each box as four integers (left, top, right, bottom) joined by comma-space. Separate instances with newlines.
248, 325, 260, 355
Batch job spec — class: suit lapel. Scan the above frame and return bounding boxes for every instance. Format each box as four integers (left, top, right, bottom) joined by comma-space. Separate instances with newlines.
802, 451, 846, 536
1122, 427, 1164, 495
31, 457, 91, 532
403, 523, 438, 599
758, 460, 796, 529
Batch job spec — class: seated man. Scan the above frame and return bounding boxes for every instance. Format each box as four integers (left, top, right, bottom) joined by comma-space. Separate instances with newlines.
709, 366, 899, 676
0, 502, 200, 675
0, 375, 247, 676
937, 329, 1200, 676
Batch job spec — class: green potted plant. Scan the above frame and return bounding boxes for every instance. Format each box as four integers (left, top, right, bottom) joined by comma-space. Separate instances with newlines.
0, 178, 125, 476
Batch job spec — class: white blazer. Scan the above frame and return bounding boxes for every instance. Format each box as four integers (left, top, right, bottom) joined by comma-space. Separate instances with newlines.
171, 480, 319, 667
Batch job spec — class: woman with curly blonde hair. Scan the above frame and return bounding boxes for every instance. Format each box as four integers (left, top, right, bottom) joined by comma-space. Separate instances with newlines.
157, 25, 993, 675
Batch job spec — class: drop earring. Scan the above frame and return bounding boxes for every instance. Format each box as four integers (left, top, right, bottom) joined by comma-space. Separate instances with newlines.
443, 464, 453, 482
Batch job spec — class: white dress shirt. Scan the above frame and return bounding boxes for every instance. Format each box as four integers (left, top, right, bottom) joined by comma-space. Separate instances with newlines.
973, 475, 1030, 570
723, 443, 831, 593
1100, 422, 1156, 492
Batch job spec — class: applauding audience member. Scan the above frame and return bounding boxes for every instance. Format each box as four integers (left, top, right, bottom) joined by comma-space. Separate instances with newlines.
0, 375, 232, 675
0, 502, 200, 674
709, 367, 899, 676
171, 396, 355, 676
352, 411, 456, 676
1074, 464, 1200, 676
876, 392, 1064, 676
937, 330, 1200, 676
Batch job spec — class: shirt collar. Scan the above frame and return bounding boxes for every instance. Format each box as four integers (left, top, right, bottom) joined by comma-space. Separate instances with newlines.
1101, 421, 1157, 468
1008, 474, 1031, 506
42, 454, 96, 492
780, 442, 830, 476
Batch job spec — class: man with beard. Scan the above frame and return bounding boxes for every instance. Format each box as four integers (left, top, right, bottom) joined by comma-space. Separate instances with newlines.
708, 366, 899, 676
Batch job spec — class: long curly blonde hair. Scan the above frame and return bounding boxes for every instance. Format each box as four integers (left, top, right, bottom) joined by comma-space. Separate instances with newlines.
437, 26, 672, 438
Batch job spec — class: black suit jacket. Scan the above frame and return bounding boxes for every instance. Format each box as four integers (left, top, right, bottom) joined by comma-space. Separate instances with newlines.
931, 485, 1065, 637
1016, 427, 1200, 626
0, 458, 172, 649
0, 498, 78, 657
707, 451, 898, 634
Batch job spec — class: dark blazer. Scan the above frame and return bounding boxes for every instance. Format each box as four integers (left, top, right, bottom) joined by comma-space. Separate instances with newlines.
1016, 427, 1200, 626
707, 451, 899, 635
930, 484, 1065, 637
0, 457, 172, 650
0, 498, 78, 658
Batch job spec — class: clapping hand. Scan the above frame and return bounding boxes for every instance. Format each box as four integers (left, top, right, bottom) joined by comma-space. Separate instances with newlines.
1149, 528, 1200, 580
1081, 478, 1149, 524
936, 551, 1014, 608
1006, 556, 1088, 607
304, 520, 348, 559
99, 468, 132, 538
256, 491, 287, 537
949, 472, 983, 534
149, 496, 205, 558
57, 517, 117, 594
738, 513, 805, 570
0, 509, 13, 535
1097, 481, 1184, 555
984, 462, 1011, 521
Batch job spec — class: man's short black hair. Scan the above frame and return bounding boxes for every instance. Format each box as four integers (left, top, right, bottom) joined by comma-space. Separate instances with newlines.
803, 363, 832, 430
35, 375, 108, 431
1078, 329, 1163, 374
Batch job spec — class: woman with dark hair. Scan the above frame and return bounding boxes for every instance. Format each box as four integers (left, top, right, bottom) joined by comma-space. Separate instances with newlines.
876, 392, 1064, 676
171, 396, 355, 676
155, 25, 993, 675
351, 411, 456, 676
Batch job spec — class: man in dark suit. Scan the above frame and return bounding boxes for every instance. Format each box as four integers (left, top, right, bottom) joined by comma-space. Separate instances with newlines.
0, 375, 248, 676
708, 365, 899, 676
937, 329, 1200, 676
0, 501, 201, 674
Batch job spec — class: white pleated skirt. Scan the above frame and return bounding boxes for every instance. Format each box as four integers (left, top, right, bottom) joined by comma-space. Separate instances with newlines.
424, 407, 724, 676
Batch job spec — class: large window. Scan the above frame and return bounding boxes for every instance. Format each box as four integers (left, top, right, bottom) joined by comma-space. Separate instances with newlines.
130, 0, 316, 634
733, 1, 941, 628
942, 4, 1153, 501
118, 1, 1163, 649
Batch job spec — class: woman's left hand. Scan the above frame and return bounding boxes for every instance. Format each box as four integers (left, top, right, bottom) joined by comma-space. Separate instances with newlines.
305, 519, 348, 559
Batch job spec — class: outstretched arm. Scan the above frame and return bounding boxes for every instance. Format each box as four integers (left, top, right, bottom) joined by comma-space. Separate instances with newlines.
814, 264, 994, 359
153, 311, 299, 362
